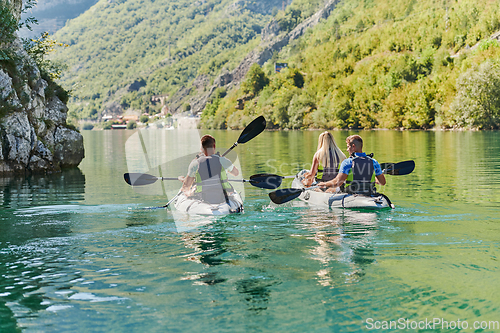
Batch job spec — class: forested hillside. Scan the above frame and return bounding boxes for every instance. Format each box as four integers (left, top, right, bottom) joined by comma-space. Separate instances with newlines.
52, 0, 326, 123
52, 0, 500, 130
205, 0, 500, 130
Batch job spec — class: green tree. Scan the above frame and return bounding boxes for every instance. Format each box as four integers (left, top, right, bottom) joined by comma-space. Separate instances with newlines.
1, 0, 37, 60
451, 61, 500, 129
0, 2, 17, 60
127, 120, 137, 129
241, 63, 270, 96
24, 32, 68, 81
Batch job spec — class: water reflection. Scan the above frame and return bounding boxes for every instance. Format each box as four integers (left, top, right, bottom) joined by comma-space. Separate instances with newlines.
0, 168, 85, 209
235, 277, 276, 313
177, 221, 229, 287
171, 206, 382, 315
0, 169, 86, 330
1, 130, 498, 331
0, 169, 85, 246
0, 242, 81, 331
297, 208, 379, 287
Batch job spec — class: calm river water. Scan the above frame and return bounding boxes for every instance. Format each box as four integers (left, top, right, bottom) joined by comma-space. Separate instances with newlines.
0, 129, 499, 332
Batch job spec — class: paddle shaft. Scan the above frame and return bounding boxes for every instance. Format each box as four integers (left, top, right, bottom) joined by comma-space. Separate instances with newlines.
163, 191, 182, 208
125, 172, 261, 185
221, 143, 237, 157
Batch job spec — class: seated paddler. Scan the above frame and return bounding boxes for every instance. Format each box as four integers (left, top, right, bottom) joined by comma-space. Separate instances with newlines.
316, 135, 386, 194
302, 131, 346, 188
179, 134, 239, 204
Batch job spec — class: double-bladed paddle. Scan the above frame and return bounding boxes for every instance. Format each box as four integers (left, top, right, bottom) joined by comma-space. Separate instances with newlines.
125, 115, 267, 185
124, 172, 285, 189
268, 160, 416, 205
125, 116, 267, 208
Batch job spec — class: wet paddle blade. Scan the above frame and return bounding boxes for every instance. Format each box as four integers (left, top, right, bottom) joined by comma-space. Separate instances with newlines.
237, 116, 266, 144
269, 188, 303, 204
124, 173, 159, 186
381, 160, 415, 175
249, 173, 283, 189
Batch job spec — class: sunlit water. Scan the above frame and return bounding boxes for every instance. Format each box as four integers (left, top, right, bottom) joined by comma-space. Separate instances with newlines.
1, 130, 499, 332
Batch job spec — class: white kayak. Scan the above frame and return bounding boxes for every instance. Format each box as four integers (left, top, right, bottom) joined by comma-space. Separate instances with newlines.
174, 191, 244, 216
291, 170, 394, 210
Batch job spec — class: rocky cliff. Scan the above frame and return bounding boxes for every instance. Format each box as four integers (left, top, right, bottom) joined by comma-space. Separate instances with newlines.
170, 0, 340, 116
0, 0, 84, 175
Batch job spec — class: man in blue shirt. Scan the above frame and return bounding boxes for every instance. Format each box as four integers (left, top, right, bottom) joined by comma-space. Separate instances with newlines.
317, 135, 386, 194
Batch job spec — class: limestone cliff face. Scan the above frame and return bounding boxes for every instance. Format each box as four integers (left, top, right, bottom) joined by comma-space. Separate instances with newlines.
0, 0, 84, 174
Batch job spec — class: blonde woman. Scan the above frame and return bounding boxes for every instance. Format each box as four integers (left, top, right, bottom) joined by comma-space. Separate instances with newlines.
302, 131, 346, 187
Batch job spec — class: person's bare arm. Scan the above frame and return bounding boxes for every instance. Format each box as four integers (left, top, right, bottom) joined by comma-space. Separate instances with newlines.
375, 174, 386, 186
228, 166, 239, 176
181, 176, 195, 196
303, 155, 319, 186
317, 173, 348, 189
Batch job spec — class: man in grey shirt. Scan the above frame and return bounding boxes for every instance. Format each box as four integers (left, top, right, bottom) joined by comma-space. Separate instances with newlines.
179, 135, 239, 203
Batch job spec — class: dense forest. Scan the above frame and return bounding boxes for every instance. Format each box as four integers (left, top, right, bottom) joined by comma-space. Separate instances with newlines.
204, 0, 500, 130
51, 0, 500, 130
51, 0, 325, 123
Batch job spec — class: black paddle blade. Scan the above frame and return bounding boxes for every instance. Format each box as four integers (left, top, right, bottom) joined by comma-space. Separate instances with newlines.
379, 163, 390, 171
124, 173, 159, 186
237, 116, 266, 144
269, 188, 303, 204
249, 173, 283, 189
382, 160, 415, 175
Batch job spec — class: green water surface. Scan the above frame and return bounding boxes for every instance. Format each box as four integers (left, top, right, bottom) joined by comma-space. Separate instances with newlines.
0, 130, 499, 332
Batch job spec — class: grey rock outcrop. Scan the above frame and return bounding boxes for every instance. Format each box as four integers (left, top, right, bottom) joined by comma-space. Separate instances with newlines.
1, 0, 84, 174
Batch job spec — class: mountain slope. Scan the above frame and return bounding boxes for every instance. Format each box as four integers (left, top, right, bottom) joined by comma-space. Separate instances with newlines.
206, 0, 500, 130
52, 0, 327, 121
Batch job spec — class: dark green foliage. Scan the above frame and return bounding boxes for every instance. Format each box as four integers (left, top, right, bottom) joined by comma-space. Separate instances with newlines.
82, 123, 94, 130
242, 64, 269, 96
126, 120, 137, 129
210, 87, 227, 101
277, 8, 302, 32
44, 75, 71, 104
0, 1, 17, 60
38, 0, 500, 130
